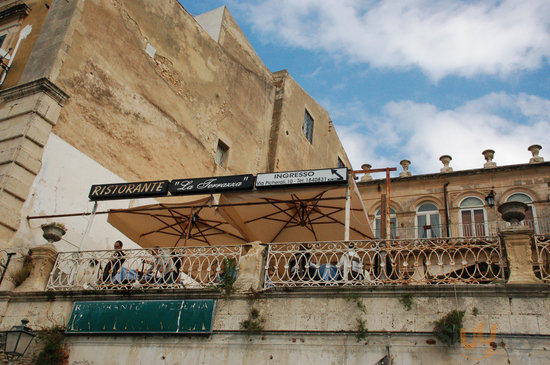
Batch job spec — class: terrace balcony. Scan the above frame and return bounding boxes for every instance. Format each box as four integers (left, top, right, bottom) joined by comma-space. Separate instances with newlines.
41, 234, 548, 292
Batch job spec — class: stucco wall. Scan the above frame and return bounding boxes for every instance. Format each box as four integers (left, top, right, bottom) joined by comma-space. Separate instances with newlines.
13, 133, 152, 252
1, 286, 549, 364
48, 0, 274, 182
268, 71, 350, 172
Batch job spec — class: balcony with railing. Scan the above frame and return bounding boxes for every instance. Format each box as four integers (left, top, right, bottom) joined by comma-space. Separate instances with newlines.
46, 245, 243, 291
375, 216, 550, 240
534, 234, 550, 282
45, 236, 517, 291
264, 237, 507, 287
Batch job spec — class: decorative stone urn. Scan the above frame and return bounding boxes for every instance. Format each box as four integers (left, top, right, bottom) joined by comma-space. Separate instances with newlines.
497, 201, 528, 225
360, 163, 373, 182
41, 223, 66, 243
528, 144, 543, 163
399, 160, 412, 177
498, 201, 540, 284
439, 155, 453, 173
482, 149, 496, 168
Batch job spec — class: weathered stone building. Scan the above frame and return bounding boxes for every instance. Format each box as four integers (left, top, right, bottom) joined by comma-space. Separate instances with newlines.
0, 0, 351, 252
0, 1, 548, 364
359, 151, 550, 240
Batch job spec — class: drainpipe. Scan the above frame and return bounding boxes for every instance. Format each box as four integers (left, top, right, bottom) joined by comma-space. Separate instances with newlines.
0, 24, 32, 87
443, 182, 450, 237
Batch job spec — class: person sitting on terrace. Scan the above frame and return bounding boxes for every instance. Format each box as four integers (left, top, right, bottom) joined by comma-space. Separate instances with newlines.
146, 246, 177, 285
101, 240, 126, 284
337, 244, 363, 281
288, 244, 318, 281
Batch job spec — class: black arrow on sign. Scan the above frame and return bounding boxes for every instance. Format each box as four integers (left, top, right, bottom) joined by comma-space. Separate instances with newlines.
331, 169, 344, 180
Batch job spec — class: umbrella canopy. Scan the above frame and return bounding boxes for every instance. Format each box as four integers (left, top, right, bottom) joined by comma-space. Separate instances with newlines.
218, 182, 373, 243
107, 196, 248, 248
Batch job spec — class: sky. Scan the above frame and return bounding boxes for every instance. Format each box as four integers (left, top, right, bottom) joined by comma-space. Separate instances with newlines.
178, 0, 550, 176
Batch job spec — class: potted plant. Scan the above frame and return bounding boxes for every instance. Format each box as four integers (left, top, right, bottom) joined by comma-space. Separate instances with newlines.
41, 223, 67, 243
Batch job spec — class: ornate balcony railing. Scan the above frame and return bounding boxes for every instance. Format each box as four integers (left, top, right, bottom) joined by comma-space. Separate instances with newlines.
46, 246, 243, 291
533, 235, 550, 282
263, 237, 507, 288
375, 216, 550, 240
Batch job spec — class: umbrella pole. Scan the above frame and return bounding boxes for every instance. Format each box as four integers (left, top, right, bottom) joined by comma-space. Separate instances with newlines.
184, 209, 194, 246
345, 180, 351, 241
79, 201, 97, 251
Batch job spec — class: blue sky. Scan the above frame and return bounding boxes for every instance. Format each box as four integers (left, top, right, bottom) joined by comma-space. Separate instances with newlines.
178, 0, 550, 176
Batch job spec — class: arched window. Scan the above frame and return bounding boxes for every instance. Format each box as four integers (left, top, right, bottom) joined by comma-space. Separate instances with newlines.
375, 207, 397, 239
416, 203, 441, 238
459, 197, 486, 236
506, 193, 536, 232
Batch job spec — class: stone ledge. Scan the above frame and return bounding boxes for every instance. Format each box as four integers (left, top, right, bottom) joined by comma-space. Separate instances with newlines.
2, 283, 549, 302
0, 78, 69, 105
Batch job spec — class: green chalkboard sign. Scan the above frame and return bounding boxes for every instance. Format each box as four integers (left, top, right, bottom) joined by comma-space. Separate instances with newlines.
66, 300, 216, 334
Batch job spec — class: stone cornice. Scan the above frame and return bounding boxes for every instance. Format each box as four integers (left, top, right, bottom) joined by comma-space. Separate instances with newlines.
1, 284, 548, 302
359, 162, 550, 186
0, 78, 69, 104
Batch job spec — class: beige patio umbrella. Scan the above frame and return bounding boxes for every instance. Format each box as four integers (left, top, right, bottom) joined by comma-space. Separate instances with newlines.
107, 196, 248, 248
218, 183, 373, 243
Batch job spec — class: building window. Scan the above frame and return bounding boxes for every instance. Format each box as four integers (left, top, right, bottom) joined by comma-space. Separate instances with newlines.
302, 110, 314, 143
337, 157, 345, 168
0, 34, 6, 49
375, 207, 397, 239
215, 139, 229, 167
506, 193, 536, 232
416, 203, 441, 238
459, 197, 486, 236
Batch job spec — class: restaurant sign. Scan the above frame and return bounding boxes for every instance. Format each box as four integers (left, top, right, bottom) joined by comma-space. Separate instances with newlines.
170, 174, 254, 195
66, 299, 216, 334
88, 180, 169, 201
256, 167, 348, 188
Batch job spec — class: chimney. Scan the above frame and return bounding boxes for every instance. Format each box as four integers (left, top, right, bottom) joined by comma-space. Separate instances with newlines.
439, 155, 453, 173
360, 164, 373, 182
399, 160, 412, 177
482, 149, 496, 168
528, 144, 543, 163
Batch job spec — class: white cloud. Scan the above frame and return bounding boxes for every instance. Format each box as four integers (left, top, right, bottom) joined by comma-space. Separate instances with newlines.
303, 66, 322, 78
241, 0, 550, 81
332, 93, 550, 173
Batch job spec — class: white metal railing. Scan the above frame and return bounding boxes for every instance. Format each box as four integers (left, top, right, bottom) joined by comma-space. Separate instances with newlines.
533, 235, 550, 282
46, 246, 243, 291
263, 237, 507, 288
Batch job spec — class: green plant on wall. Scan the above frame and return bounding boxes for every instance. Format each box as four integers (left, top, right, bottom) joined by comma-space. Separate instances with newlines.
399, 293, 414, 311
218, 257, 238, 296
240, 308, 265, 334
34, 325, 68, 365
346, 294, 368, 342
356, 318, 368, 342
433, 310, 465, 346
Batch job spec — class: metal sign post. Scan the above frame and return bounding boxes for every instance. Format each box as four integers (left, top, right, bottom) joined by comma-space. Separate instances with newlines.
344, 179, 351, 241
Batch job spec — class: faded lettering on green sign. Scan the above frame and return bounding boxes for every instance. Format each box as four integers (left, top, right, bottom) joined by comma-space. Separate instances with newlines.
66, 300, 216, 334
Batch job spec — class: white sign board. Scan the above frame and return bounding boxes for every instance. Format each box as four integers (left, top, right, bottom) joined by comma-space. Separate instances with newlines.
256, 168, 348, 188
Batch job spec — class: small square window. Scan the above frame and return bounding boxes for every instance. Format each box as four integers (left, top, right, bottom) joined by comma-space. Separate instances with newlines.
0, 34, 6, 49
337, 157, 345, 168
215, 139, 229, 167
302, 110, 314, 143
